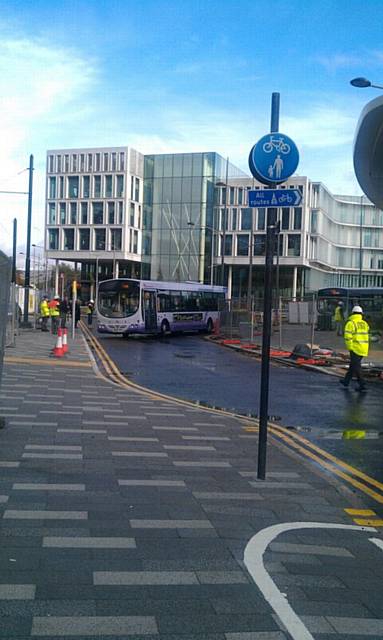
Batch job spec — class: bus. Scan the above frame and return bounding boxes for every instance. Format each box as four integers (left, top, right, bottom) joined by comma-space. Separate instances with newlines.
317, 287, 383, 330
96, 278, 227, 337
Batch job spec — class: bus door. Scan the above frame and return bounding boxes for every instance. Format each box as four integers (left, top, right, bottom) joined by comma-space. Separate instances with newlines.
143, 290, 157, 332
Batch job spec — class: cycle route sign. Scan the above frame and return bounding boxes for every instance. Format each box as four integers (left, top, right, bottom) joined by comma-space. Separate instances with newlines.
248, 188, 302, 207
248, 132, 299, 185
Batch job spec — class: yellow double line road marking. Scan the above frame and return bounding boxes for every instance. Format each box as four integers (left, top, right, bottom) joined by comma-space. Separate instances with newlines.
82, 323, 383, 507
269, 423, 383, 505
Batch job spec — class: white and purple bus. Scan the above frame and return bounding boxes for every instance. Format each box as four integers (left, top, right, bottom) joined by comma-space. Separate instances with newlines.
97, 278, 227, 337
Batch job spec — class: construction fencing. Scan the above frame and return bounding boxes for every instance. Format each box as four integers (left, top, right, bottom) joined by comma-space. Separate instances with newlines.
0, 252, 11, 388
218, 296, 321, 354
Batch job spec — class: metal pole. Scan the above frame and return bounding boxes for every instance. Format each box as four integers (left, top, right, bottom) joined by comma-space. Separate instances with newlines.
359, 194, 363, 287
310, 293, 316, 356
21, 154, 34, 327
221, 157, 229, 286
270, 92, 280, 133
12, 218, 17, 283
257, 224, 276, 480
278, 295, 282, 350
247, 208, 254, 309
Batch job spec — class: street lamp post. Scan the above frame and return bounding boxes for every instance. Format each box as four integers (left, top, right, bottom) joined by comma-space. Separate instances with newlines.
350, 77, 383, 90
215, 158, 229, 287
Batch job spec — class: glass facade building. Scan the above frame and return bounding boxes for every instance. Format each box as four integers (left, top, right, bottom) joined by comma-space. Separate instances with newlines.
143, 153, 247, 283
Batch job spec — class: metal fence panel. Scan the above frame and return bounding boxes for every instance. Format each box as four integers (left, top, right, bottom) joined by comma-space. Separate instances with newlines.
0, 252, 11, 387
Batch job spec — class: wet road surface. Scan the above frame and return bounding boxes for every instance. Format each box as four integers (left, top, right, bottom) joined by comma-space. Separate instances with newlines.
94, 331, 383, 482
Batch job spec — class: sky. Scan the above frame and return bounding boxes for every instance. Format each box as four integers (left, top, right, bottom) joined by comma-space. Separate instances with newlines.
1, 0, 383, 256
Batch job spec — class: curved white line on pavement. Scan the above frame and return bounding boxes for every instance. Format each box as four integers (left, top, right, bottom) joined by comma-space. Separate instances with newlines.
370, 537, 383, 552
244, 521, 377, 640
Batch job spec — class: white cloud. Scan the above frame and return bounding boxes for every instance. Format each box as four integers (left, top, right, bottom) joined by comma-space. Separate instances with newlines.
314, 53, 361, 72
0, 34, 98, 254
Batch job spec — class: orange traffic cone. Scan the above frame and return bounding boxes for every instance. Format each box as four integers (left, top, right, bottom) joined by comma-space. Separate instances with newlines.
62, 328, 68, 354
52, 328, 64, 357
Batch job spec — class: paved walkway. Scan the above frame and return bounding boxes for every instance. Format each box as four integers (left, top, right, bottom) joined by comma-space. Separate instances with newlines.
0, 327, 382, 639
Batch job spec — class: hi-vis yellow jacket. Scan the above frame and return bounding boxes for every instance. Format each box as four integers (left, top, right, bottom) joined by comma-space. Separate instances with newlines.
334, 306, 343, 322
40, 299, 50, 317
344, 313, 369, 357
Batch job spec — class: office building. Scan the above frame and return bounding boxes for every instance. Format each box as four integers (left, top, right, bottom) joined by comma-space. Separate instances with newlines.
45, 147, 383, 300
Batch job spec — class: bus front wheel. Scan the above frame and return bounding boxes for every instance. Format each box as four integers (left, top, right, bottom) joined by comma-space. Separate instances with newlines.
160, 320, 170, 336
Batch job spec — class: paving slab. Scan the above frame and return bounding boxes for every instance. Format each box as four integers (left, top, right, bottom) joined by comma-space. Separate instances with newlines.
0, 327, 382, 639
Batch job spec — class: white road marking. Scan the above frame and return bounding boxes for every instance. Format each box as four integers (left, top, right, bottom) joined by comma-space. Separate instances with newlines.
244, 521, 376, 640
370, 537, 383, 552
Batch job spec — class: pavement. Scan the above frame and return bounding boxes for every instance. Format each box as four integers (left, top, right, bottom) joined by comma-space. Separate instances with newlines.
0, 326, 383, 639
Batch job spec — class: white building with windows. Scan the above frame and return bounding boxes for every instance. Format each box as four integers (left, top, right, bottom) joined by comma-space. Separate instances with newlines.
46, 146, 144, 299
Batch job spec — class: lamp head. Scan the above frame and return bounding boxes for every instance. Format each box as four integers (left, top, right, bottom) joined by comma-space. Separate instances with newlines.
350, 77, 371, 88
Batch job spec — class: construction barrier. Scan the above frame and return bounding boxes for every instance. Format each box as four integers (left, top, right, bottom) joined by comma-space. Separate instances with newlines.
62, 328, 68, 354
52, 328, 64, 358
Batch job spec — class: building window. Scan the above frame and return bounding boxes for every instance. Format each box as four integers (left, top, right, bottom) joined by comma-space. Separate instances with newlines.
138, 205, 141, 228
88, 153, 93, 171
59, 176, 64, 198
64, 155, 69, 172
111, 152, 117, 171
134, 177, 140, 201
130, 202, 135, 226
237, 234, 249, 256
81, 202, 88, 224
103, 153, 108, 171
293, 207, 302, 230
80, 154, 85, 172
105, 175, 113, 198
119, 152, 125, 171
64, 228, 74, 250
230, 187, 235, 205
254, 235, 266, 256
57, 155, 61, 173
232, 208, 237, 230
133, 230, 138, 253
83, 176, 90, 198
72, 155, 77, 172
224, 234, 232, 256
94, 175, 101, 198
60, 203, 66, 225
241, 208, 252, 230
282, 208, 290, 230
117, 201, 123, 224
238, 188, 243, 205
108, 202, 115, 224
288, 234, 301, 256
70, 202, 77, 225
257, 208, 265, 230
79, 228, 90, 250
92, 202, 104, 225
48, 229, 59, 250
48, 155, 54, 173
95, 228, 106, 250
111, 228, 122, 251
49, 177, 56, 199
130, 176, 134, 200
48, 203, 56, 225
68, 176, 79, 198
95, 153, 101, 171
116, 175, 124, 197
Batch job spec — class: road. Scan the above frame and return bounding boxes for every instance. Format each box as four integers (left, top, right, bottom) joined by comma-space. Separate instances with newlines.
93, 330, 383, 482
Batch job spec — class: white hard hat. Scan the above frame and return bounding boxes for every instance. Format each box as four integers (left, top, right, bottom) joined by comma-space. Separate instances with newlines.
352, 305, 363, 314
338, 301, 343, 306
54, 295, 60, 300
90, 299, 94, 304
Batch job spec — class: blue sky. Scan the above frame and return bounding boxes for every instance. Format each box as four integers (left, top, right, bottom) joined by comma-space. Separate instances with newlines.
1, 0, 383, 254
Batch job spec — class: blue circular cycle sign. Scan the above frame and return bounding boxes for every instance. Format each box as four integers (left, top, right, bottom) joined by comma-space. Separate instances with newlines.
249, 132, 299, 185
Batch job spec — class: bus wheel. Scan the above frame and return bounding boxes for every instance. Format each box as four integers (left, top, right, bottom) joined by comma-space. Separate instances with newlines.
160, 320, 170, 336
206, 318, 214, 334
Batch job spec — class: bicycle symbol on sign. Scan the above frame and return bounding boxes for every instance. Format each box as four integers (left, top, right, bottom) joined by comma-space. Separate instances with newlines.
262, 136, 291, 154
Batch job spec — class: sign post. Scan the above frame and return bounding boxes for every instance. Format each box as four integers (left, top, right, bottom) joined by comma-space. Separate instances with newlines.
248, 93, 300, 480
71, 280, 77, 340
